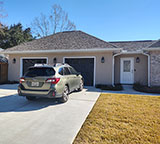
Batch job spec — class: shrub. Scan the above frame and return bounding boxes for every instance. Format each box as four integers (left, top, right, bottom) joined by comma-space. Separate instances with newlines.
0, 81, 19, 85
96, 84, 123, 91
133, 83, 160, 94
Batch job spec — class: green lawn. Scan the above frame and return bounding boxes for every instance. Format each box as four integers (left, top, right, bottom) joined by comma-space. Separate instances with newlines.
73, 93, 160, 144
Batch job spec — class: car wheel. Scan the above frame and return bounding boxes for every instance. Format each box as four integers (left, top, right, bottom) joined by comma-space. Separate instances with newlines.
78, 80, 83, 91
26, 96, 36, 101
59, 85, 69, 103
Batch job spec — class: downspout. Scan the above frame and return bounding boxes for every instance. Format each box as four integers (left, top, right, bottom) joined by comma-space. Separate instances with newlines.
143, 52, 151, 87
112, 55, 115, 86
112, 53, 122, 86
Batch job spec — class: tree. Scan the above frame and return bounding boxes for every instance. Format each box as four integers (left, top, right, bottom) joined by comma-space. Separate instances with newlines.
0, 22, 5, 35
0, 23, 34, 49
31, 4, 76, 38
0, 1, 7, 34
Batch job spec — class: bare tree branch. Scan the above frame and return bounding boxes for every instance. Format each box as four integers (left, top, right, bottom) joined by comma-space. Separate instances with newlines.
65, 20, 76, 31
50, 4, 62, 34
31, 13, 50, 37
0, 1, 7, 19
0, 1, 3, 18
31, 4, 76, 38
0, 1, 7, 35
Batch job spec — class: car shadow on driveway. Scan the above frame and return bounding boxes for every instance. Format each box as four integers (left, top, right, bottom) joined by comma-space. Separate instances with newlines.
0, 84, 19, 90
0, 94, 63, 113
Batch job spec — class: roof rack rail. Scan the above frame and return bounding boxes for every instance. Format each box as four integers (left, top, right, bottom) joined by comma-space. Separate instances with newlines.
54, 63, 70, 67
34, 64, 48, 67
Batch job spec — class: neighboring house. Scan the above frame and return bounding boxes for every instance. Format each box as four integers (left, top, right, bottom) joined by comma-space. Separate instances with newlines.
1, 31, 160, 86
0, 54, 8, 83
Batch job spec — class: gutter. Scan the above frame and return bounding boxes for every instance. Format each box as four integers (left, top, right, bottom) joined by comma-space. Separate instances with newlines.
1, 48, 122, 54
112, 53, 122, 86
143, 47, 160, 51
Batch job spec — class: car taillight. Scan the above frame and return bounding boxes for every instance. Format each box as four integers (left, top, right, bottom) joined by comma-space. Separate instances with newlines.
46, 78, 60, 84
20, 77, 25, 84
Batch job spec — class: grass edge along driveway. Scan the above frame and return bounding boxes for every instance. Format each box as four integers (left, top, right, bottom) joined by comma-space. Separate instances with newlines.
73, 93, 160, 144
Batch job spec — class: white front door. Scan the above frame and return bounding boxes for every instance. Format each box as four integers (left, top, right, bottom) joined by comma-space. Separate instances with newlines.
120, 58, 134, 84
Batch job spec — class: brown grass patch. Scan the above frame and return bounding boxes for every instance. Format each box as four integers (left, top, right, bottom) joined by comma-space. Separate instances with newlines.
73, 93, 160, 144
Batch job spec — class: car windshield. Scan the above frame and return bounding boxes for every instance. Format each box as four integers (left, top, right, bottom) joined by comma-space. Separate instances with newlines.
25, 67, 55, 77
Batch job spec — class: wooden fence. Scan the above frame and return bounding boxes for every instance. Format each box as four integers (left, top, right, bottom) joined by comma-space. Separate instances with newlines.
0, 63, 8, 83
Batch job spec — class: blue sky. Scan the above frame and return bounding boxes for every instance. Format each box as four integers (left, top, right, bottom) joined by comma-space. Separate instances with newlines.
1, 0, 160, 41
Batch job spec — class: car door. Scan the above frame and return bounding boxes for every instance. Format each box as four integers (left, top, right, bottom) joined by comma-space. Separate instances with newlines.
63, 67, 74, 91
69, 67, 80, 89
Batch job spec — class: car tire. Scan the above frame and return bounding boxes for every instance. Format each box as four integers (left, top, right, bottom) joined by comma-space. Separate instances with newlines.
78, 80, 83, 91
26, 96, 36, 101
58, 85, 69, 103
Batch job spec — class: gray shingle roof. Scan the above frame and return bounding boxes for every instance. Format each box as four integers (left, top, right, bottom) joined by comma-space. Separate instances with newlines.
4, 31, 159, 52
110, 40, 156, 51
5, 31, 116, 52
148, 40, 160, 48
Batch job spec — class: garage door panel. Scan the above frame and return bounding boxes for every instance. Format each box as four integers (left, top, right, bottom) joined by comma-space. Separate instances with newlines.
22, 59, 47, 75
65, 58, 94, 86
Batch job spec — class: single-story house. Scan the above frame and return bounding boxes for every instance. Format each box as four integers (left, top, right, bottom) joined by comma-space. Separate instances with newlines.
2, 31, 160, 86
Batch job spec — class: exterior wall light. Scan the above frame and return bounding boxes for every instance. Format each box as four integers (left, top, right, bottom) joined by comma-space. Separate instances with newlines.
12, 58, 16, 64
53, 57, 57, 64
136, 57, 140, 63
101, 57, 105, 63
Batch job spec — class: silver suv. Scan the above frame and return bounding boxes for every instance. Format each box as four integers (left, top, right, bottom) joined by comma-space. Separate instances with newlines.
18, 63, 83, 103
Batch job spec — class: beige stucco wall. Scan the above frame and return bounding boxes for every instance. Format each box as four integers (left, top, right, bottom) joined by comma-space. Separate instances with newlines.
114, 54, 148, 85
150, 51, 160, 86
7, 51, 113, 85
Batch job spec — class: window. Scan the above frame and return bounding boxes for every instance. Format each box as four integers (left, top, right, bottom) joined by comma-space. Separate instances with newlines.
69, 67, 78, 75
25, 67, 55, 77
58, 68, 64, 75
63, 67, 70, 75
123, 60, 131, 72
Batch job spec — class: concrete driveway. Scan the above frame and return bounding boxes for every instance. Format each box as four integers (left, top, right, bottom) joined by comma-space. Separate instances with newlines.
0, 84, 100, 144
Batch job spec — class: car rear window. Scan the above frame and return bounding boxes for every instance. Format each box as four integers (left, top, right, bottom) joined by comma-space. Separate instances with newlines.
25, 67, 55, 77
